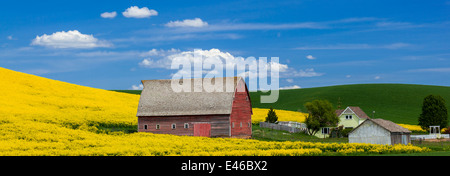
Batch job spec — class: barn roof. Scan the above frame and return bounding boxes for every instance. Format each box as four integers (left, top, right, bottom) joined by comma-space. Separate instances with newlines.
136, 77, 247, 116
370, 119, 411, 133
351, 119, 411, 134
335, 106, 370, 119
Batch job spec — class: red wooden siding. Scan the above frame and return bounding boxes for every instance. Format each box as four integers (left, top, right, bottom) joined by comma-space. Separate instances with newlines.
229, 79, 252, 138
194, 123, 211, 137
138, 115, 229, 137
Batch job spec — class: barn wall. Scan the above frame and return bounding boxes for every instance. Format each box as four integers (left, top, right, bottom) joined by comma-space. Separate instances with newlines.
138, 115, 230, 137
391, 133, 411, 145
229, 79, 252, 138
349, 120, 391, 145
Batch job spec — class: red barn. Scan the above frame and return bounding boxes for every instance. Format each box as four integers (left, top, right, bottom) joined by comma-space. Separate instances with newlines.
136, 77, 252, 138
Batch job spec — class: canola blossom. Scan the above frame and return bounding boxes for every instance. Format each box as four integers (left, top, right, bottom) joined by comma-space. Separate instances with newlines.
251, 108, 307, 124
0, 67, 430, 156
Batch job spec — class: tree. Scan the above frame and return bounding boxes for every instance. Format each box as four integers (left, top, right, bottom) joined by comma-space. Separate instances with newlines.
265, 107, 278, 123
304, 100, 339, 136
418, 95, 449, 131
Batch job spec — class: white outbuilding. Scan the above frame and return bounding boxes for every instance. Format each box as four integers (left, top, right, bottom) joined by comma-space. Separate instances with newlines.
348, 119, 411, 145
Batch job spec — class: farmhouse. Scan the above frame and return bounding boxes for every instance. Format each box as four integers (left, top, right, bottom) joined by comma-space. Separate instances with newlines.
136, 77, 252, 138
315, 106, 370, 138
349, 118, 411, 145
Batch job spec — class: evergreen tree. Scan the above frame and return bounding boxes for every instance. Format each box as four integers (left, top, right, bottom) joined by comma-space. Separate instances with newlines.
418, 95, 449, 131
265, 107, 278, 123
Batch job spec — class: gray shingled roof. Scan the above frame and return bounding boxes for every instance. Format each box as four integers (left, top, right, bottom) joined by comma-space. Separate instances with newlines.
350, 118, 411, 134
370, 119, 411, 133
136, 77, 244, 116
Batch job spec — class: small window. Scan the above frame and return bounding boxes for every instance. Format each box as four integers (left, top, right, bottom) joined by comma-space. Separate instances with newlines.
232, 122, 235, 128
248, 122, 251, 127
240, 122, 242, 128
144, 125, 148, 130
171, 123, 176, 129
156, 124, 160, 130
184, 123, 189, 129
246, 96, 249, 101
345, 115, 353, 120
322, 128, 329, 134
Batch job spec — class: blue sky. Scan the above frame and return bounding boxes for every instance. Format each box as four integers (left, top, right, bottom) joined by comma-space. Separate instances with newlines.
1, 0, 449, 90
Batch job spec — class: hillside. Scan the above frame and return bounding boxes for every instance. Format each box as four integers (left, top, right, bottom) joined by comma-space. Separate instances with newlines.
250, 84, 450, 125
0, 67, 141, 132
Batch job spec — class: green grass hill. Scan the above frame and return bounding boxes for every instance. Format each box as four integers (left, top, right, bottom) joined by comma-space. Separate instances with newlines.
113, 84, 450, 125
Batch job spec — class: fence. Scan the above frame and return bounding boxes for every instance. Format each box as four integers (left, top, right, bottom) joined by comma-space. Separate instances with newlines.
259, 121, 307, 133
411, 134, 450, 140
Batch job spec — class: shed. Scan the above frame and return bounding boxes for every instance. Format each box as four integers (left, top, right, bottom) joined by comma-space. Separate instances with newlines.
348, 119, 411, 145
136, 77, 252, 138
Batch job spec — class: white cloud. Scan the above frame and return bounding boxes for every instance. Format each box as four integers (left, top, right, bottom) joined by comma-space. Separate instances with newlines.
346, 75, 352, 78
290, 68, 324, 77
101, 11, 117, 18
138, 48, 288, 79
374, 76, 381, 80
7, 36, 13, 40
139, 58, 153, 67
122, 6, 158, 18
165, 18, 209, 28
280, 85, 301, 90
131, 84, 144, 90
286, 78, 294, 83
31, 30, 112, 49
140, 48, 181, 57
306, 55, 316, 60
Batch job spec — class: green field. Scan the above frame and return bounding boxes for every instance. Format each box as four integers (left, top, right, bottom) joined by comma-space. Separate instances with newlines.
112, 83, 450, 125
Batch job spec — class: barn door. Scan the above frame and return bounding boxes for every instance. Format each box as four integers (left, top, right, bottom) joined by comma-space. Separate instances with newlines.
401, 135, 408, 145
194, 123, 211, 137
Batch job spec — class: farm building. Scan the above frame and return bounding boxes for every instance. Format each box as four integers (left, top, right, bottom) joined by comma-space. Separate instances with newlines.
136, 77, 252, 138
315, 106, 370, 138
348, 118, 411, 145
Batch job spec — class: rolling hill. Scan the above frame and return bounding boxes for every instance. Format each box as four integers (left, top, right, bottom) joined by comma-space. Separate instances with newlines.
115, 84, 450, 125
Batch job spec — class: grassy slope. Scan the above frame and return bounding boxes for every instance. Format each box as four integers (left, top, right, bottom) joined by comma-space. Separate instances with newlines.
113, 84, 450, 125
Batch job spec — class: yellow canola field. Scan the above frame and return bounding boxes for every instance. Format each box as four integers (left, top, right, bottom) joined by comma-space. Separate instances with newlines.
0, 67, 430, 156
251, 108, 307, 124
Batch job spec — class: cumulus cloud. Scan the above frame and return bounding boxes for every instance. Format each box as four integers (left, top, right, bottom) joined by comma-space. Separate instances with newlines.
101, 11, 117, 18
165, 18, 209, 28
374, 76, 381, 80
280, 85, 301, 90
138, 48, 288, 79
122, 6, 158, 18
306, 55, 316, 60
131, 84, 144, 90
31, 30, 112, 49
286, 79, 294, 83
